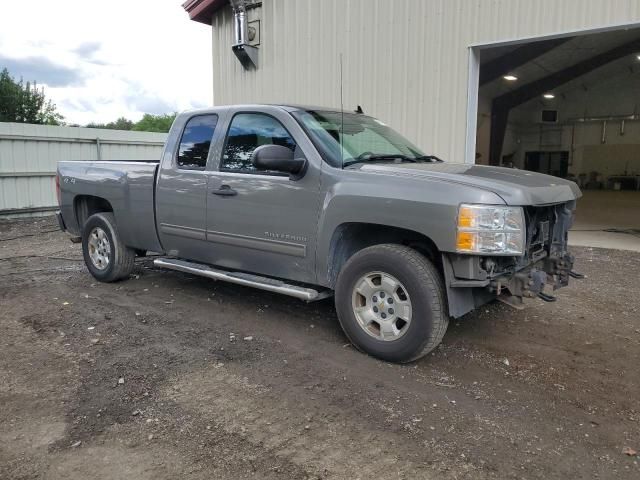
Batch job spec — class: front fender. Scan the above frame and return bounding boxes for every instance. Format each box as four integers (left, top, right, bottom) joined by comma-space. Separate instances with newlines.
315, 172, 504, 286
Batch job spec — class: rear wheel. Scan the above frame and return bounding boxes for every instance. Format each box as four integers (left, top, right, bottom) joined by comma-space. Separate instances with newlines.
335, 244, 448, 363
82, 213, 135, 282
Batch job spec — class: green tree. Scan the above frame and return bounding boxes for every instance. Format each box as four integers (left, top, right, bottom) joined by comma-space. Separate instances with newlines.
0, 68, 64, 125
132, 113, 177, 133
111, 117, 134, 130
86, 117, 134, 130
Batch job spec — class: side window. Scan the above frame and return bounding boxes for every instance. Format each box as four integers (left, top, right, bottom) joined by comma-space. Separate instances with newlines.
177, 114, 218, 170
221, 113, 296, 173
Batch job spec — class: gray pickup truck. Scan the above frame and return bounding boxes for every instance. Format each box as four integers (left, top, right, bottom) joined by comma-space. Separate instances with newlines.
56, 104, 582, 362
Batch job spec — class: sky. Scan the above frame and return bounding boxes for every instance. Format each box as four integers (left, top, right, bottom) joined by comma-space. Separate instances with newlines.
0, 0, 213, 125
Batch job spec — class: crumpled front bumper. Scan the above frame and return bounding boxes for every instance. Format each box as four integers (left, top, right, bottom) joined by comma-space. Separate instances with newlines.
491, 252, 576, 308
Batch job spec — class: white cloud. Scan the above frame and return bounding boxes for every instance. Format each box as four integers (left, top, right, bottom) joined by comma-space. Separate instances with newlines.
0, 0, 212, 125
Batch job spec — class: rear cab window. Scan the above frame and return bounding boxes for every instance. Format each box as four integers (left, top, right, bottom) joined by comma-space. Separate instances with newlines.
177, 114, 219, 170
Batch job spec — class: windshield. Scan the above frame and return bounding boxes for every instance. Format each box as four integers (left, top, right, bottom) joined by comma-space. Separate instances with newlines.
292, 110, 428, 168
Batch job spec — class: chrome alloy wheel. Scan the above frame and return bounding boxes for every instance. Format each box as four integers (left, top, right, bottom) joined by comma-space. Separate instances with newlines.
351, 271, 412, 341
88, 227, 111, 270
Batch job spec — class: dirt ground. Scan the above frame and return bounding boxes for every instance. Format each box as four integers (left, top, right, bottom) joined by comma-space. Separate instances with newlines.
1, 216, 639, 480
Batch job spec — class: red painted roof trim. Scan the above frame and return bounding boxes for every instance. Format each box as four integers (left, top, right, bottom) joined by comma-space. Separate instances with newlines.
182, 0, 228, 25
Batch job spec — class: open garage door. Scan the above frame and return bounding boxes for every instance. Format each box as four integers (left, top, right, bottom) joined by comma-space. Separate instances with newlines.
473, 27, 640, 251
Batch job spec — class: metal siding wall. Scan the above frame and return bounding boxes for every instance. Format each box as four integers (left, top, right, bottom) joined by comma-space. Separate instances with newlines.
211, 0, 640, 163
0, 123, 167, 215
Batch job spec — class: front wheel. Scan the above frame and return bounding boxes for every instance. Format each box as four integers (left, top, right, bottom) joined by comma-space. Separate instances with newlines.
335, 244, 449, 363
81, 212, 135, 282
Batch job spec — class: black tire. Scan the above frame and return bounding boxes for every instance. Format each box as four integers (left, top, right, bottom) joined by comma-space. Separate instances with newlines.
335, 244, 449, 363
81, 212, 135, 282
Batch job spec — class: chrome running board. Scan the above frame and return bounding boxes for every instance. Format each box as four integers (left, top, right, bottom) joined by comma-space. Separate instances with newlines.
153, 258, 331, 302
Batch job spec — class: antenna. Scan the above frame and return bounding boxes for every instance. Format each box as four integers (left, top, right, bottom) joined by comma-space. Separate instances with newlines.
339, 53, 345, 165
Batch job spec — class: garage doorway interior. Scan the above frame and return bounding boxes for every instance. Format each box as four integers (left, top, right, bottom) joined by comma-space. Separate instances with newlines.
473, 26, 640, 251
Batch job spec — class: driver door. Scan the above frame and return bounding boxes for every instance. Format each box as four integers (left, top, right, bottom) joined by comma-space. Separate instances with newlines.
203, 108, 322, 284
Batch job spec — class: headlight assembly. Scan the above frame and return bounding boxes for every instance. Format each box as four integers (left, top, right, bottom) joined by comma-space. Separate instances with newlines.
456, 204, 525, 255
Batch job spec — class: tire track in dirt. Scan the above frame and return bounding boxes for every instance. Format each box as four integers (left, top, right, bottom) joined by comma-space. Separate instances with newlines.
166, 365, 473, 479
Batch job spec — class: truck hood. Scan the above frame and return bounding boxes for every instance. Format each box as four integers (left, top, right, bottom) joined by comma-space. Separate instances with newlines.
358, 162, 582, 206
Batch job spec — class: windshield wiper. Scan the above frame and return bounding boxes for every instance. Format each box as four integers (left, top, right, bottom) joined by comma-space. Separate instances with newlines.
343, 154, 418, 168
416, 155, 445, 163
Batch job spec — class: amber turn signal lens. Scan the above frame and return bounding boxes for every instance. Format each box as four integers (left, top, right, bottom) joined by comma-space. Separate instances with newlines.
457, 206, 473, 228
456, 231, 475, 251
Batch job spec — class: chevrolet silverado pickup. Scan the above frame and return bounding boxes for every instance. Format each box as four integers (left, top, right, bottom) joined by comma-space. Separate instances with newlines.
56, 104, 583, 362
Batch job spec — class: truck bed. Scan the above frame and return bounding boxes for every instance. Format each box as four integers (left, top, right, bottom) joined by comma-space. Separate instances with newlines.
57, 161, 163, 253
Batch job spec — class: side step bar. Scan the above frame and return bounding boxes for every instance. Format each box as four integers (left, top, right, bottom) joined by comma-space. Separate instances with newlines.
153, 258, 332, 302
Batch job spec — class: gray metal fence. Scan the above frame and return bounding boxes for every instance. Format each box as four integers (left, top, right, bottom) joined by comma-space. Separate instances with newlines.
0, 122, 167, 217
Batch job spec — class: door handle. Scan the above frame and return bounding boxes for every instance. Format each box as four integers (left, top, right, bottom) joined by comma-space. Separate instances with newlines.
212, 185, 237, 196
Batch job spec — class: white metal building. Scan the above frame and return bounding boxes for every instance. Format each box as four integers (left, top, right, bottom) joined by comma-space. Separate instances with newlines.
185, 0, 640, 247
185, 0, 640, 162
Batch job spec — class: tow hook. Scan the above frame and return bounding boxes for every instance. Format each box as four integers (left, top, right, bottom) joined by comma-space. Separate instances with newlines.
537, 292, 557, 303
569, 271, 585, 279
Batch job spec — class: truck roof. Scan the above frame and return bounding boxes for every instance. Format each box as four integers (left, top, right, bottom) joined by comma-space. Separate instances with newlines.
179, 104, 350, 117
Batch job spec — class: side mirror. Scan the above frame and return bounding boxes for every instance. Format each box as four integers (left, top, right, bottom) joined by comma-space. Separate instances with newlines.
251, 145, 306, 179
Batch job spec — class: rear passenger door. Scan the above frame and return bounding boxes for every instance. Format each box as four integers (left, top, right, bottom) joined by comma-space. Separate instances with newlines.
204, 108, 322, 284
156, 114, 219, 259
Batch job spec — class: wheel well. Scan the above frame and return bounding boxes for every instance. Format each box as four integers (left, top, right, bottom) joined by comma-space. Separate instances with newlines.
74, 195, 113, 229
326, 223, 442, 287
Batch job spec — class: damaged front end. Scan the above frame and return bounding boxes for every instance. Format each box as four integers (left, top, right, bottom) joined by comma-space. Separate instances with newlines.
443, 200, 583, 317
491, 200, 582, 309
492, 251, 576, 309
